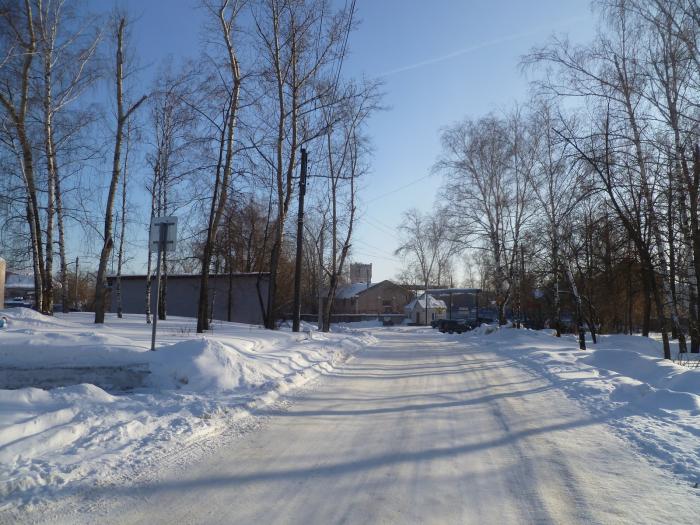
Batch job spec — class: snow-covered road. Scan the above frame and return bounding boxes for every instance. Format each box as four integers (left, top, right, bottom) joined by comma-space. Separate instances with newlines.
17, 329, 700, 524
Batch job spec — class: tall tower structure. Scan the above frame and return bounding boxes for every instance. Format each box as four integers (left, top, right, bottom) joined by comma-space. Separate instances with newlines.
350, 262, 372, 284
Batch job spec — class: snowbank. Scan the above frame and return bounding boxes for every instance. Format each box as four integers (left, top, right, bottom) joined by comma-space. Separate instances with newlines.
461, 327, 700, 484
0, 309, 376, 510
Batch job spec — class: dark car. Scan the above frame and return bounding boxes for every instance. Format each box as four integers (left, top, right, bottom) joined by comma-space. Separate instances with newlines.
439, 319, 470, 334
465, 317, 495, 330
432, 318, 454, 330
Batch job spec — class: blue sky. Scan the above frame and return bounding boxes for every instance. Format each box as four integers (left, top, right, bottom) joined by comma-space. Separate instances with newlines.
341, 1, 596, 282
101, 0, 596, 280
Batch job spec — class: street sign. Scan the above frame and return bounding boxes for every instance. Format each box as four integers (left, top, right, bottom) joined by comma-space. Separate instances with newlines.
149, 215, 178, 351
149, 216, 178, 253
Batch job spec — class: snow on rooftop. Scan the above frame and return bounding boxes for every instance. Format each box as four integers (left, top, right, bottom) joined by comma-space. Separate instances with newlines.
4, 273, 34, 290
335, 282, 375, 299
405, 293, 447, 310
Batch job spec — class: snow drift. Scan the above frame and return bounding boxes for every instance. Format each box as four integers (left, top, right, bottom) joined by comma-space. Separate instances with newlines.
460, 327, 700, 484
0, 309, 376, 509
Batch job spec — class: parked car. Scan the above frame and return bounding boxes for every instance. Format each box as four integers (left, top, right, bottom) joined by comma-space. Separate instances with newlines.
432, 318, 454, 330
465, 317, 495, 330
4, 298, 33, 309
439, 319, 470, 334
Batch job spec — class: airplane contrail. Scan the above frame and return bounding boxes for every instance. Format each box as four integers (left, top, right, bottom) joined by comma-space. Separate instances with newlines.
379, 15, 587, 77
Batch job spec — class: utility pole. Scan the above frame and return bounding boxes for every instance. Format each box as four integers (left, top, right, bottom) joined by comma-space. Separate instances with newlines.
520, 245, 525, 327
514, 245, 521, 329
292, 148, 308, 333
317, 225, 324, 329
424, 283, 429, 326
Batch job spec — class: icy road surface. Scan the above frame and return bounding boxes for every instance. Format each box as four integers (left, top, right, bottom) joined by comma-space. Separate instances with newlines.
23, 329, 699, 524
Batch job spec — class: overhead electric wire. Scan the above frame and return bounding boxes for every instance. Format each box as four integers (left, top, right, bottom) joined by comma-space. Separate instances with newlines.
363, 172, 435, 204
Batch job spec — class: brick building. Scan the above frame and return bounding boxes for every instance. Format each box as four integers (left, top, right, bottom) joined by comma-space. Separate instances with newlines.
332, 280, 413, 315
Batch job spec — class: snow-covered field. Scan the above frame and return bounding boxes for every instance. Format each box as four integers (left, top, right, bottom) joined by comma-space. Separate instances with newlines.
461, 326, 700, 485
0, 309, 376, 510
2, 311, 699, 520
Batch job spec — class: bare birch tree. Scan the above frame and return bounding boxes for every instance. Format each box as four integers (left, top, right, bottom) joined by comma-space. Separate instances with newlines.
250, 0, 356, 328
437, 113, 532, 325
195, 0, 243, 333
94, 15, 147, 324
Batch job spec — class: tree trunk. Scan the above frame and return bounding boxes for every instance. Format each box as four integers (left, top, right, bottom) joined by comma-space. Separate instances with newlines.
641, 262, 652, 338
55, 166, 69, 314
197, 6, 241, 332
0, 1, 46, 313
564, 263, 586, 350
115, 126, 130, 319
94, 18, 146, 323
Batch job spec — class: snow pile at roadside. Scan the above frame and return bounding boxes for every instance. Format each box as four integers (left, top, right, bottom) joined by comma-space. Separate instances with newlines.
0, 308, 148, 368
463, 327, 700, 484
0, 310, 376, 510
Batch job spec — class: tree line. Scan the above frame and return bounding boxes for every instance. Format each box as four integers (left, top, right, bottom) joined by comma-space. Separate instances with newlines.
395, 0, 700, 358
0, 0, 380, 333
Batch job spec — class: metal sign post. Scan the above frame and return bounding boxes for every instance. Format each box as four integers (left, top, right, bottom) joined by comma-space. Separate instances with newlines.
149, 216, 178, 351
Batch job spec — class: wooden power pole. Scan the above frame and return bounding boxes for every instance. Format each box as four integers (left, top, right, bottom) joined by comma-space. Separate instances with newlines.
292, 148, 308, 332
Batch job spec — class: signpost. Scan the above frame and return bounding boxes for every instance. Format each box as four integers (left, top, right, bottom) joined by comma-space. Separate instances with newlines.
149, 216, 177, 351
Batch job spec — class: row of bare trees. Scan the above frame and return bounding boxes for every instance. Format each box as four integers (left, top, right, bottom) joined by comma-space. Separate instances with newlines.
1, 0, 99, 316
422, 0, 700, 358
0, 0, 378, 333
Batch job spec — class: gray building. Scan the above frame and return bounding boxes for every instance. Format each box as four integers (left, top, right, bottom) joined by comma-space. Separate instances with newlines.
107, 273, 269, 325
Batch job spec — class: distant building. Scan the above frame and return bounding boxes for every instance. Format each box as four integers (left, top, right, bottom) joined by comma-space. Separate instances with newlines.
349, 263, 372, 285
405, 294, 447, 325
107, 273, 269, 325
4, 270, 35, 305
333, 279, 413, 315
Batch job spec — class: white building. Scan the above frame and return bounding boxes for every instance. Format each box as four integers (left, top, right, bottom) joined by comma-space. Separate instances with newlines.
404, 293, 447, 325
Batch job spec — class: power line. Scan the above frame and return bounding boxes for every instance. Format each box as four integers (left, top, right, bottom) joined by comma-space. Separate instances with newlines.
352, 250, 401, 263
359, 215, 396, 237
364, 172, 435, 204
354, 238, 399, 258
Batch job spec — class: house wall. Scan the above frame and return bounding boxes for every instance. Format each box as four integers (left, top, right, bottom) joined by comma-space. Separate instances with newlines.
332, 297, 357, 315
331, 281, 413, 315
108, 274, 268, 325
354, 282, 413, 315
406, 303, 448, 324
410, 306, 447, 324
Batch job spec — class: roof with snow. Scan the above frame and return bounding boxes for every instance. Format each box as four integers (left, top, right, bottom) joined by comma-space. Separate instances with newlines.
405, 293, 447, 311
334, 282, 376, 299
5, 273, 35, 290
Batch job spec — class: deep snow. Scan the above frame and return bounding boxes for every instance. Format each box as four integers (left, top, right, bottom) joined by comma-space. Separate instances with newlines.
2, 311, 699, 520
7, 327, 697, 524
0, 309, 376, 510
461, 326, 700, 485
